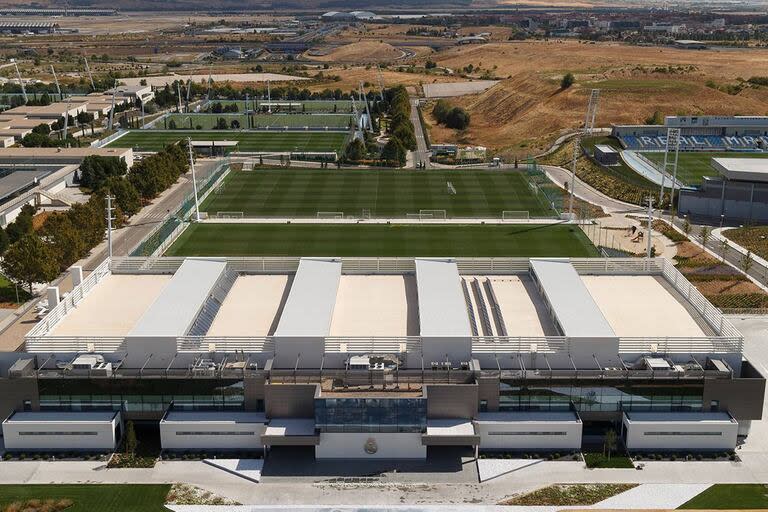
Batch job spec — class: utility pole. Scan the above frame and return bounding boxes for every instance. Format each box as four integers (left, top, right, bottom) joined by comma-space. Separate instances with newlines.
62, 96, 71, 146
206, 65, 213, 103
187, 138, 201, 222
50, 65, 62, 101
176, 81, 183, 113
359, 81, 373, 131
245, 93, 250, 129
267, 80, 271, 113
10, 60, 27, 104
185, 79, 191, 113
140, 99, 145, 128
83, 55, 95, 91
106, 195, 115, 260
376, 64, 385, 102
646, 197, 654, 260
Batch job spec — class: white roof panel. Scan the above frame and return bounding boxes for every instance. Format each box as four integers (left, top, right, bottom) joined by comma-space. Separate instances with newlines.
162, 411, 266, 424
129, 258, 227, 337
712, 157, 768, 183
530, 259, 615, 338
5, 411, 118, 423
416, 259, 471, 337
274, 258, 341, 337
625, 411, 735, 424
476, 411, 580, 423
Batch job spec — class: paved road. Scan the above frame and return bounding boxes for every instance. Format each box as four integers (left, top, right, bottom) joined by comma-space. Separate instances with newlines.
540, 164, 642, 214
410, 98, 430, 169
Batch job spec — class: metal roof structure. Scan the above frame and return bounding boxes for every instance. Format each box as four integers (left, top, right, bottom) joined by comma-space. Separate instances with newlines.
274, 258, 341, 337
0, 169, 52, 202
129, 258, 227, 337
162, 411, 266, 423
416, 259, 471, 337
476, 411, 581, 423
712, 157, 768, 183
530, 258, 615, 338
624, 411, 736, 423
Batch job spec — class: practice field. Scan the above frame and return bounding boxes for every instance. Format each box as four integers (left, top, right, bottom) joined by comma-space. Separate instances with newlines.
166, 224, 598, 257
0, 484, 172, 512
208, 99, 356, 113
108, 130, 348, 152
158, 113, 355, 130
203, 168, 554, 218
641, 151, 768, 186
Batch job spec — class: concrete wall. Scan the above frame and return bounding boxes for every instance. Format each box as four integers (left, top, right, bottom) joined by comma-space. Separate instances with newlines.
426, 383, 477, 419
315, 432, 426, 459
622, 417, 738, 451
160, 422, 266, 450
421, 337, 471, 366
703, 372, 766, 421
265, 383, 317, 418
2, 414, 120, 452
273, 337, 324, 369
0, 378, 39, 421
476, 421, 582, 451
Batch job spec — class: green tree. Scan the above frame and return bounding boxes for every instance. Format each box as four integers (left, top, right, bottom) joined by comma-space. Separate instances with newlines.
604, 429, 618, 460
382, 138, 407, 167
101, 176, 142, 218
682, 217, 691, 237
39, 213, 86, 271
445, 107, 471, 130
645, 110, 664, 125
561, 72, 575, 89
0, 227, 9, 255
124, 420, 137, 455
344, 139, 366, 162
741, 250, 754, 275
215, 117, 228, 130
78, 155, 128, 191
68, 200, 106, 248
2, 234, 59, 294
700, 226, 710, 248
168, 119, 178, 130
432, 99, 452, 124
5, 204, 36, 244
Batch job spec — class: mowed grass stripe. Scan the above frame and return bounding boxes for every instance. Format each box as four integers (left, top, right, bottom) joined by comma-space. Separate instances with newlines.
108, 130, 348, 152
641, 151, 768, 186
201, 169, 554, 218
166, 223, 598, 258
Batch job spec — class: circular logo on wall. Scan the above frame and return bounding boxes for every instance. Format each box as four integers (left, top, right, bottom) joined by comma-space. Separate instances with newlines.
364, 437, 378, 454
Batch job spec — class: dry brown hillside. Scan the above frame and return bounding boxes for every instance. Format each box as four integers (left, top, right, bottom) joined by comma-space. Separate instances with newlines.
426, 40, 768, 158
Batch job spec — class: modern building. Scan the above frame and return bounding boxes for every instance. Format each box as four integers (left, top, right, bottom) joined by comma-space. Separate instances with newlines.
678, 157, 768, 224
593, 144, 619, 165
0, 256, 761, 456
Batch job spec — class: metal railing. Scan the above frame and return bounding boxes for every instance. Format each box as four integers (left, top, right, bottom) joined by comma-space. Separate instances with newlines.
176, 336, 275, 353
324, 337, 421, 354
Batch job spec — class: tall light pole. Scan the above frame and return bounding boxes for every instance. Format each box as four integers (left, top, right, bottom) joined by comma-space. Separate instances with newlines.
50, 65, 62, 101
187, 138, 201, 222
106, 195, 115, 260
646, 196, 654, 260
10, 59, 27, 104
569, 134, 580, 217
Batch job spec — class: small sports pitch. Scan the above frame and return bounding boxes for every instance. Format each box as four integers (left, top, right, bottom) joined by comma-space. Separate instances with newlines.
641, 151, 768, 186
108, 130, 349, 153
166, 223, 598, 258
201, 168, 556, 218
210, 99, 355, 113
157, 113, 355, 130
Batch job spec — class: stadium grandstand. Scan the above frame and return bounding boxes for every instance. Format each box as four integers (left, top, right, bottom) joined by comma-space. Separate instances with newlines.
612, 116, 768, 151
0, 22, 59, 34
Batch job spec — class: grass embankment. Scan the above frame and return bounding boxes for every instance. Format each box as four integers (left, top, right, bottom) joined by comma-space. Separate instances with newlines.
680, 484, 768, 509
502, 483, 636, 506
0, 484, 172, 512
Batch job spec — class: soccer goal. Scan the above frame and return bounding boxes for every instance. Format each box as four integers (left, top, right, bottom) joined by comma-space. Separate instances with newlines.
317, 211, 344, 219
502, 210, 530, 221
447, 181, 457, 195
217, 211, 244, 219
419, 209, 447, 220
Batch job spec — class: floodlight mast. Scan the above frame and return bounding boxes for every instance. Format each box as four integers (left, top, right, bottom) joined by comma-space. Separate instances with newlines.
646, 196, 654, 260
62, 96, 72, 146
107, 80, 117, 131
267, 80, 271, 113
83, 55, 95, 91
50, 65, 62, 101
187, 138, 201, 222
105, 195, 116, 259
10, 60, 27, 104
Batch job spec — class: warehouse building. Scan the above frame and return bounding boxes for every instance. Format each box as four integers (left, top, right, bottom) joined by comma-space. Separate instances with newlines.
0, 256, 762, 456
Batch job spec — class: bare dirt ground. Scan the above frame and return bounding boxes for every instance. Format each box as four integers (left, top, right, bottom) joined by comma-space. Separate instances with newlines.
422, 40, 768, 158
307, 41, 407, 63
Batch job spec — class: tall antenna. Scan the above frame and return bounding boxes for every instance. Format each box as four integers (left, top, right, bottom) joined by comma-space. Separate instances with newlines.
10, 60, 27, 104
376, 64, 385, 102
50, 65, 62, 101
83, 55, 95, 91
658, 127, 681, 211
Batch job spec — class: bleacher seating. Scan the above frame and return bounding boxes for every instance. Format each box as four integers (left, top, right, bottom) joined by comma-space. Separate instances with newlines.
618, 134, 768, 151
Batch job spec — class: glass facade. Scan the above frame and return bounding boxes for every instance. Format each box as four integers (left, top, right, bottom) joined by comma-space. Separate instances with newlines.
499, 379, 704, 413
37, 378, 249, 413
315, 398, 427, 433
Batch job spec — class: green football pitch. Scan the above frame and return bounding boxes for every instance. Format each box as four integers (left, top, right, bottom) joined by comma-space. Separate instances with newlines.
211, 99, 355, 113
641, 151, 768, 186
166, 223, 598, 258
108, 130, 348, 152
157, 113, 355, 130
202, 168, 555, 218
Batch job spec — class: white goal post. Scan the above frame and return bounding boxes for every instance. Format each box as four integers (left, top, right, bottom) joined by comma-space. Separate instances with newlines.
216, 211, 244, 219
502, 210, 530, 221
418, 209, 447, 220
317, 211, 344, 219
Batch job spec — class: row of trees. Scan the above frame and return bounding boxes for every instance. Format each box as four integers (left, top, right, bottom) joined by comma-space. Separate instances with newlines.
432, 99, 471, 130
381, 86, 417, 167
0, 145, 189, 295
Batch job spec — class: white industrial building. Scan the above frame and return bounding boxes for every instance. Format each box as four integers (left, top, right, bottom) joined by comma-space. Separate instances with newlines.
2, 411, 122, 452
0, 256, 761, 458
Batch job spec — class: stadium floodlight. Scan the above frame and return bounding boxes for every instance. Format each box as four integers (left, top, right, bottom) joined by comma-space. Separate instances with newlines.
646, 196, 654, 260
50, 65, 62, 101
9, 59, 27, 104
658, 128, 681, 216
105, 195, 116, 259
83, 54, 95, 91
187, 138, 201, 222
107, 79, 117, 131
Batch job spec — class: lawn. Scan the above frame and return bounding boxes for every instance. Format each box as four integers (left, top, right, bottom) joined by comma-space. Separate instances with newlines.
680, 484, 768, 509
0, 484, 171, 512
723, 225, 768, 260
583, 452, 635, 469
642, 151, 768, 186
202, 168, 555, 218
0, 273, 30, 306
157, 113, 355, 130
165, 223, 599, 257
108, 130, 349, 153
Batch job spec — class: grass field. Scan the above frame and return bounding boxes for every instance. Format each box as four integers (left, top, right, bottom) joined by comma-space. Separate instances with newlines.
109, 130, 348, 153
680, 484, 768, 509
0, 484, 171, 512
641, 151, 768, 186
166, 224, 598, 257
159, 113, 355, 130
202, 169, 554, 218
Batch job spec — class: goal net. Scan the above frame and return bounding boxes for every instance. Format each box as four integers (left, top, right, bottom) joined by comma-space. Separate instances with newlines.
317, 211, 344, 219
418, 209, 447, 220
447, 181, 457, 195
502, 211, 530, 221
216, 211, 244, 219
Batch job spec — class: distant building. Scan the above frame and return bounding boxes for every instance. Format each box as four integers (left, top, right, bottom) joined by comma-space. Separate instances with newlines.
321, 11, 375, 22
456, 35, 487, 45
674, 40, 707, 50
593, 144, 619, 166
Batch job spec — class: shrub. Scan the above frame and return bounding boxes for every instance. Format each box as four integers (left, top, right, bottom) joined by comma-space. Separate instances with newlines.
561, 72, 575, 89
